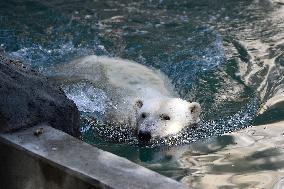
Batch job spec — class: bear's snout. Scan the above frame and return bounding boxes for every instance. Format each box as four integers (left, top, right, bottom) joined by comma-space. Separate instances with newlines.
138, 131, 151, 142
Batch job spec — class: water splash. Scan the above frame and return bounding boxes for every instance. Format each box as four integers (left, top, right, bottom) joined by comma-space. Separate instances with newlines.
63, 82, 110, 114
81, 97, 259, 148
8, 42, 106, 69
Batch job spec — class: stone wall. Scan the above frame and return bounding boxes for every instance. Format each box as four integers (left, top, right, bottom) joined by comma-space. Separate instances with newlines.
0, 125, 191, 189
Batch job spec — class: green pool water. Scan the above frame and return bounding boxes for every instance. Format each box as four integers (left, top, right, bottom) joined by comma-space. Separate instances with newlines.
1, 0, 284, 188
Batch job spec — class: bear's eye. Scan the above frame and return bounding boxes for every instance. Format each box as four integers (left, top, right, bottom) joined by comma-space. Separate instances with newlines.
160, 114, 170, 121
141, 113, 147, 118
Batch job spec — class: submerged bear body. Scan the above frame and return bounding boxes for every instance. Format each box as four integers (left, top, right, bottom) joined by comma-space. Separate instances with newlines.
53, 55, 201, 141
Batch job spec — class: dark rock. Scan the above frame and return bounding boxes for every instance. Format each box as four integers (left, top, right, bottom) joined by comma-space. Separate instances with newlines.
0, 53, 80, 137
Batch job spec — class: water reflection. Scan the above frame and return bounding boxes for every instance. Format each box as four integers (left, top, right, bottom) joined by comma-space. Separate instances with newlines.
180, 121, 284, 189
1, 0, 284, 188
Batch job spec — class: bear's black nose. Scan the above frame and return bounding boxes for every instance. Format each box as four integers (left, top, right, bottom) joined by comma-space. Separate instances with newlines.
138, 131, 151, 142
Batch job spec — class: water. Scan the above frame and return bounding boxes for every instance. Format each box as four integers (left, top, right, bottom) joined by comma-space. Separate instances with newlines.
1, 0, 284, 188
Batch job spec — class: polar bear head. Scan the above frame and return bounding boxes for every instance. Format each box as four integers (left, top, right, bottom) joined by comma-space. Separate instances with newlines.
135, 98, 201, 142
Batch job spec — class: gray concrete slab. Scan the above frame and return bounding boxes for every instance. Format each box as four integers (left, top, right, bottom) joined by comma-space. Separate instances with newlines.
0, 124, 191, 189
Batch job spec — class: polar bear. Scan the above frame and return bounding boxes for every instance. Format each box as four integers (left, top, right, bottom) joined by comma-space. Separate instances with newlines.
52, 55, 201, 142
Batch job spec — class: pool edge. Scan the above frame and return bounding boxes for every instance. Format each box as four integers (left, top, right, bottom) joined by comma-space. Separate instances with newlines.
0, 124, 191, 189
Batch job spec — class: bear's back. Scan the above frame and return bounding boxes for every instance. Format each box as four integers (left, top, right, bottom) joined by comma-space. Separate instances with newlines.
72, 55, 176, 99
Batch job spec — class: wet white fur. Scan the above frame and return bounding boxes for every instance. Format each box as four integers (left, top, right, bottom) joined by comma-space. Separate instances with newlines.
137, 98, 201, 138
54, 55, 201, 138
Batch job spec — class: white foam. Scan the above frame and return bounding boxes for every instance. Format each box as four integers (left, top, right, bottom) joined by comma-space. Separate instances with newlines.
63, 83, 109, 114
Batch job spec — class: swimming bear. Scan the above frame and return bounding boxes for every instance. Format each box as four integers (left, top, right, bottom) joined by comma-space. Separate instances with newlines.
52, 55, 201, 142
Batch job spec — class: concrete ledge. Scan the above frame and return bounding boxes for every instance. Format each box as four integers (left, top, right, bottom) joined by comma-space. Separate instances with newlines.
0, 124, 190, 189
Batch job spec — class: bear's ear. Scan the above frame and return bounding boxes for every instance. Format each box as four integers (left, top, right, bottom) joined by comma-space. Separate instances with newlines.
135, 99, 143, 109
188, 102, 201, 121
